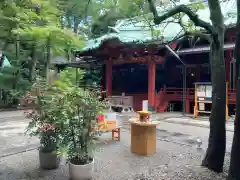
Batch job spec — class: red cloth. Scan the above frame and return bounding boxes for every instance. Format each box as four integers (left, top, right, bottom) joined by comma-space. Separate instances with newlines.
96, 115, 104, 123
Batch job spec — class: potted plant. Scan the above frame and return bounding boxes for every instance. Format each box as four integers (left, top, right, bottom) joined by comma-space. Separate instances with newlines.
38, 123, 61, 169
55, 83, 106, 180
25, 78, 61, 170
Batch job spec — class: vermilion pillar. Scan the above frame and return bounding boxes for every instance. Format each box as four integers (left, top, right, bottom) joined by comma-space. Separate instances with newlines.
148, 59, 156, 111
185, 100, 190, 114
106, 61, 112, 97
185, 87, 190, 113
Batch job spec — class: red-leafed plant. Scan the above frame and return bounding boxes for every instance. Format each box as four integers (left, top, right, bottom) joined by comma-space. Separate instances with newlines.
24, 77, 61, 153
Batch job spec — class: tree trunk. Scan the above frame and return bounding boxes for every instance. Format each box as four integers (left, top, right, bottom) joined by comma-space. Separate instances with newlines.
73, 16, 79, 34
228, 66, 240, 180
46, 37, 51, 83
15, 26, 20, 61
227, 0, 240, 178
29, 43, 37, 82
146, 0, 226, 173
201, 0, 226, 173
66, 12, 72, 29
201, 39, 226, 173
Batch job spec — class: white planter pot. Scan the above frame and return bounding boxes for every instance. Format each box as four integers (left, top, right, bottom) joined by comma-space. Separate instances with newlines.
69, 158, 94, 180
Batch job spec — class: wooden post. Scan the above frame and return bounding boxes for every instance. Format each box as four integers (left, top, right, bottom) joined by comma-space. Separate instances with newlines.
148, 58, 156, 111
185, 100, 190, 113
185, 89, 190, 113
106, 60, 112, 97
193, 83, 198, 118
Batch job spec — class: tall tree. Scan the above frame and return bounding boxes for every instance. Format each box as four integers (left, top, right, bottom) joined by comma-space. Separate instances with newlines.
147, 0, 226, 172
90, 0, 149, 37
0, 0, 84, 105
227, 0, 240, 178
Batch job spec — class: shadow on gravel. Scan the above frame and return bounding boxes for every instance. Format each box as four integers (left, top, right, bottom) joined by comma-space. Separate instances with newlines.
0, 144, 39, 158
171, 132, 187, 137
156, 129, 189, 139
0, 166, 68, 180
183, 139, 198, 145
0, 126, 20, 131
157, 129, 168, 133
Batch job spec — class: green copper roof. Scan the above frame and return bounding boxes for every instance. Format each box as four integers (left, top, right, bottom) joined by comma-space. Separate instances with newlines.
82, 0, 236, 52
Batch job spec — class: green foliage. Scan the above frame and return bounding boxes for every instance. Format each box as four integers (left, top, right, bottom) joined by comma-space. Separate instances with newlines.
25, 69, 106, 163
0, 64, 31, 107
25, 77, 61, 153
56, 68, 85, 87
82, 69, 101, 88
152, 28, 163, 39
118, 1, 208, 40
50, 70, 106, 164
9, 0, 85, 55
90, 0, 149, 37
14, 25, 84, 56
53, 85, 106, 164
0, 0, 86, 107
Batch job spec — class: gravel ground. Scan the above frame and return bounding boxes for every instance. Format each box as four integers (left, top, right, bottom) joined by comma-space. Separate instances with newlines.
0, 130, 229, 180
0, 117, 39, 157
156, 122, 234, 153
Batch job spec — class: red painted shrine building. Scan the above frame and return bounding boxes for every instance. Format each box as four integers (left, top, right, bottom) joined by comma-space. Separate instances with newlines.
75, 0, 237, 114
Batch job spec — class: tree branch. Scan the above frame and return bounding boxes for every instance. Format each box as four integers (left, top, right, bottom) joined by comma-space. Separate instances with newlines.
185, 31, 212, 43
84, 0, 91, 18
147, 0, 217, 36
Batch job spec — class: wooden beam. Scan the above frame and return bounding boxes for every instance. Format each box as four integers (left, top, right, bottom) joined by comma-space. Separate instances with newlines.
112, 55, 164, 65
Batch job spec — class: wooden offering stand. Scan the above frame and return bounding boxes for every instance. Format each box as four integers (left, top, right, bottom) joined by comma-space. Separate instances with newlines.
129, 111, 159, 156
138, 111, 150, 122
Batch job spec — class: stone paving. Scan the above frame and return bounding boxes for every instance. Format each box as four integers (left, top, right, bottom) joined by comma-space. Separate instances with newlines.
0, 113, 39, 158
0, 110, 25, 119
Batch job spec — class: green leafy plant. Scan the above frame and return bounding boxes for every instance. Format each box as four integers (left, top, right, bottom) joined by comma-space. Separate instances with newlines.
25, 68, 106, 163
50, 69, 106, 165
24, 77, 62, 153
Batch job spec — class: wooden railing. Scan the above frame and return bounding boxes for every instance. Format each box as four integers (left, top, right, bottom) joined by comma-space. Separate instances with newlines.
164, 88, 195, 101
228, 88, 236, 104
156, 88, 236, 104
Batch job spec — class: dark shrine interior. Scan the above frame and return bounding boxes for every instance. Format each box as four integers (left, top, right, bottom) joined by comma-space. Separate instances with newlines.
100, 52, 212, 94
100, 36, 216, 94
